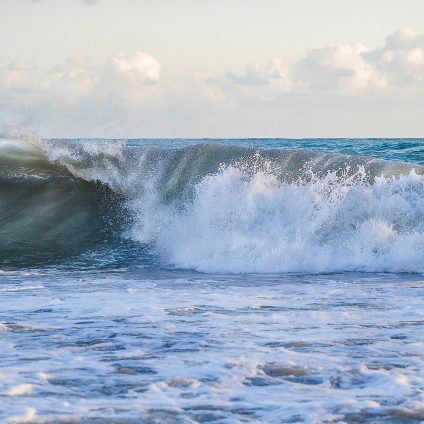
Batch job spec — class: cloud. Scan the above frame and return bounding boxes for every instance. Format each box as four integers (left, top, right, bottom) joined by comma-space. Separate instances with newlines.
365, 28, 424, 85
182, 28, 424, 138
0, 50, 161, 136
110, 51, 160, 85
225, 58, 292, 87
0, 50, 160, 107
295, 42, 387, 93
203, 58, 294, 105
206, 28, 424, 100
203, 43, 389, 103
2, 28, 424, 137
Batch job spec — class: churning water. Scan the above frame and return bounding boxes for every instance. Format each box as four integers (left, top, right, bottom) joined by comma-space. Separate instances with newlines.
1, 137, 424, 423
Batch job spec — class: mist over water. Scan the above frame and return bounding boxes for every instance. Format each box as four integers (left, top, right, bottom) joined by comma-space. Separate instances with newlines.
1, 136, 424, 423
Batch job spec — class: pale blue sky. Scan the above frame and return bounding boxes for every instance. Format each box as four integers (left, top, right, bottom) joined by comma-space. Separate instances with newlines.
1, 0, 424, 137
3, 0, 424, 72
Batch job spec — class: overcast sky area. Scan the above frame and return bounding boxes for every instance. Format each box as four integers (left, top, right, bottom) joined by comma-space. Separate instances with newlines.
1, 0, 424, 138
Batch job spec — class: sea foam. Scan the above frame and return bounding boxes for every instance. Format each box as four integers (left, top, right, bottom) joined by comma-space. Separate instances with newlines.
132, 165, 424, 273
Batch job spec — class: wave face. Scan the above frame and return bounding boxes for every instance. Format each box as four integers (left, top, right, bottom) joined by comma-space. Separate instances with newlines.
2, 137, 424, 273
0, 139, 124, 267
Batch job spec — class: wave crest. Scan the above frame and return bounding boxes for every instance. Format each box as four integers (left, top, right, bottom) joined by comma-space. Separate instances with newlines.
2, 137, 424, 273
138, 165, 424, 273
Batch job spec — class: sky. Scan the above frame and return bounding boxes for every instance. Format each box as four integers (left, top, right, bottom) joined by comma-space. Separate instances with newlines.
1, 0, 424, 138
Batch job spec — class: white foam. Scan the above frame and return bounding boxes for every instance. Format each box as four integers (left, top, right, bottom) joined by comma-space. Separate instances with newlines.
132, 165, 424, 273
1, 272, 424, 422
7, 408, 37, 424
6, 384, 34, 397
0, 285, 45, 292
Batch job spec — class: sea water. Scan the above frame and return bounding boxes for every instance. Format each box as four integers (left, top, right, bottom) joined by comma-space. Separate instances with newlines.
1, 138, 424, 423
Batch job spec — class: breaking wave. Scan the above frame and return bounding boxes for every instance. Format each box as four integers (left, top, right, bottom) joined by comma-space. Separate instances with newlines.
1, 136, 424, 273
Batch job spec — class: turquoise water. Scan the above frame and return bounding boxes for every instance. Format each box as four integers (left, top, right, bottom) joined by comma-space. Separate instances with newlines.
119, 138, 424, 165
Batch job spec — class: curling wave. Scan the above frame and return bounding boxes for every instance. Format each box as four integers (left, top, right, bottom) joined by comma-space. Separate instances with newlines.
0, 138, 124, 267
1, 137, 424, 273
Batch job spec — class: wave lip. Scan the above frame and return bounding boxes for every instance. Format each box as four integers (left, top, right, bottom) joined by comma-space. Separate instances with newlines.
0, 138, 124, 267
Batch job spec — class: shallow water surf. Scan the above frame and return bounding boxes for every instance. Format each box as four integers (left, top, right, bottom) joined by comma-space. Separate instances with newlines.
2, 270, 424, 423
1, 137, 424, 423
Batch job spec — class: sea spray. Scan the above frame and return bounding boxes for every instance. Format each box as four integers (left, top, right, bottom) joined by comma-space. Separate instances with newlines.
2, 137, 424, 272
140, 165, 424, 273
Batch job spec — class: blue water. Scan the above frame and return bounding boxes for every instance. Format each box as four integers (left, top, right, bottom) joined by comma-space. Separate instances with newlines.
64, 137, 424, 164
1, 138, 424, 423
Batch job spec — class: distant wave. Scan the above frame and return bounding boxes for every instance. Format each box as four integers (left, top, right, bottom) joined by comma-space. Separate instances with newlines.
1, 137, 424, 273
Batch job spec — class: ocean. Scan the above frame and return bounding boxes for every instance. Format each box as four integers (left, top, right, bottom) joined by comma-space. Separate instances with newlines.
1, 137, 424, 423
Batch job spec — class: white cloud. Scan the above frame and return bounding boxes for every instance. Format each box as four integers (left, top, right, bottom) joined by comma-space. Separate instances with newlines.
295, 42, 387, 93
386, 28, 421, 50
50, 56, 95, 96
182, 28, 424, 138
100, 51, 161, 104
205, 28, 424, 100
365, 28, 424, 85
111, 51, 160, 84
207, 43, 392, 99
225, 58, 292, 88
204, 58, 294, 104
2, 28, 424, 137
0, 50, 160, 108
0, 50, 161, 136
